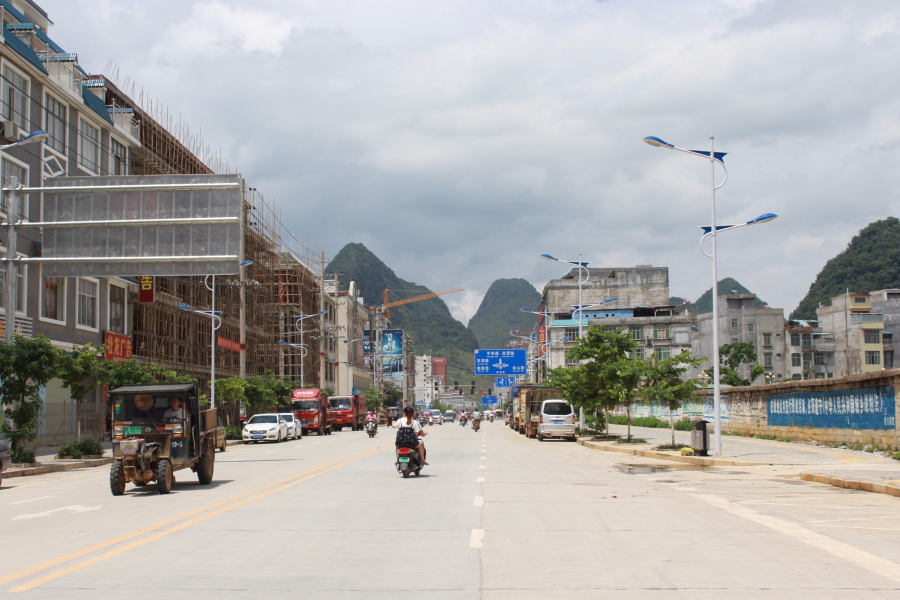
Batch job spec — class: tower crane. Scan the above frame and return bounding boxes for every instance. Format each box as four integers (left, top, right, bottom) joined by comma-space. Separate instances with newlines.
371, 287, 464, 320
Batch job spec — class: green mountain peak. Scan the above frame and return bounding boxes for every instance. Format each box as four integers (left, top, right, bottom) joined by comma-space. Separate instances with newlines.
467, 278, 542, 348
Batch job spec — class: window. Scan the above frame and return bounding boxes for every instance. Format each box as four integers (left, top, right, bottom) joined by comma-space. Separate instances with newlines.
45, 95, 66, 154
653, 324, 670, 340
801, 333, 811, 348
731, 318, 738, 329
731, 337, 739, 343
791, 333, 800, 347
814, 352, 825, 366
656, 347, 671, 360
791, 353, 801, 367
854, 296, 867, 304
564, 327, 579, 340
764, 352, 773, 367
41, 276, 65, 321
79, 120, 100, 173
886, 351, 894, 369
2, 65, 27, 129
1, 158, 26, 218
77, 278, 98, 328
763, 333, 772, 346
634, 347, 645, 360
109, 284, 125, 334
792, 374, 802, 381
865, 351, 881, 365
864, 330, 881, 344
802, 353, 812, 370
748, 323, 755, 333
111, 138, 127, 175
629, 325, 643, 340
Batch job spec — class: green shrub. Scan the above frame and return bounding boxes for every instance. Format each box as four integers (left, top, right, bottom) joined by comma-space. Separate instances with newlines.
225, 425, 242, 440
891, 451, 900, 461
57, 440, 82, 458
608, 415, 670, 428
11, 447, 35, 464
674, 418, 694, 431
78, 438, 104, 456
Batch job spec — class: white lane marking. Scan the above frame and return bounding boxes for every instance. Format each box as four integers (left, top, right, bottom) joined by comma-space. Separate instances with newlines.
811, 524, 900, 531
806, 515, 900, 525
266, 451, 277, 454
9, 496, 52, 505
477, 477, 485, 483
474, 496, 484, 507
693, 493, 900, 584
479, 465, 485, 470
12, 505, 101, 521
470, 529, 485, 548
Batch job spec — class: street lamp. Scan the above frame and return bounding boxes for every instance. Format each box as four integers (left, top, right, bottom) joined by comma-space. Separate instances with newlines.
541, 253, 590, 339
644, 134, 775, 456
572, 297, 618, 325
2, 131, 51, 345
178, 304, 222, 408
342, 336, 369, 395
295, 310, 327, 386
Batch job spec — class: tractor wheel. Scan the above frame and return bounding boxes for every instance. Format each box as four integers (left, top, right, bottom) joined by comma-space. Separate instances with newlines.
197, 444, 215, 485
110, 461, 126, 496
157, 460, 173, 495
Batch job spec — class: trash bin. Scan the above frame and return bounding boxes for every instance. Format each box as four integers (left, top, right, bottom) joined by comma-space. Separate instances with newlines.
691, 419, 709, 456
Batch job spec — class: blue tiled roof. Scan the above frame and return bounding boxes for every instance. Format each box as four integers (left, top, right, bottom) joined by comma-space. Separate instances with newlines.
2, 28, 47, 74
0, 0, 29, 25
81, 86, 113, 125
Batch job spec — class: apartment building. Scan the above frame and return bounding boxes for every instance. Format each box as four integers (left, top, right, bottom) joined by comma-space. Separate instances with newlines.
414, 355, 444, 407
817, 293, 885, 377
331, 281, 371, 395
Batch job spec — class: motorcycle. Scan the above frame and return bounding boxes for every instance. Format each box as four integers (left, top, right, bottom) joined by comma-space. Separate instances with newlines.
366, 417, 378, 438
472, 419, 481, 432
396, 446, 423, 478
489, 414, 495, 423
460, 415, 468, 427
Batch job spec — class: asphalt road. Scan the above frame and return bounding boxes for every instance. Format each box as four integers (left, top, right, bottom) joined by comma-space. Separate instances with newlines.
2, 420, 900, 598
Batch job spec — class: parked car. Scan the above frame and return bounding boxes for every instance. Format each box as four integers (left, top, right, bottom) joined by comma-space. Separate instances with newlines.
242, 414, 290, 443
279, 413, 300, 439
216, 416, 227, 452
536, 399, 577, 442
0, 437, 10, 487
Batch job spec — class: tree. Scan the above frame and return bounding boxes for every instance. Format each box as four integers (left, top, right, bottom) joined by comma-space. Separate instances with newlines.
705, 342, 764, 387
104, 359, 157, 389
360, 387, 384, 413
0, 336, 63, 457
216, 376, 246, 424
643, 350, 705, 446
380, 383, 403, 407
58, 344, 105, 442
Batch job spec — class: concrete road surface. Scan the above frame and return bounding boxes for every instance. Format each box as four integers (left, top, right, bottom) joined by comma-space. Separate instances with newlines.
2, 420, 900, 598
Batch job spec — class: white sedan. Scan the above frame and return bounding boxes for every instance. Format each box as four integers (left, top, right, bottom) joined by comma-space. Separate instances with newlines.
431, 411, 444, 425
243, 414, 289, 443
279, 413, 300, 439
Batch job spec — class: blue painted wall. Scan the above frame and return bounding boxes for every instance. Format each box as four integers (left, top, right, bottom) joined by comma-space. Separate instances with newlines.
767, 386, 896, 430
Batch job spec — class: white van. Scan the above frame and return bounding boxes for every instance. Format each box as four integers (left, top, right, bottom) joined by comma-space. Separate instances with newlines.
536, 400, 576, 441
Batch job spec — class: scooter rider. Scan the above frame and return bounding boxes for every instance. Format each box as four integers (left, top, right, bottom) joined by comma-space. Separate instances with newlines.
393, 406, 428, 465
471, 410, 482, 429
366, 410, 378, 431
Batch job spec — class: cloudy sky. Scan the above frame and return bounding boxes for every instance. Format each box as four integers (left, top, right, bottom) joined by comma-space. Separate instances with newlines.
43, 0, 900, 323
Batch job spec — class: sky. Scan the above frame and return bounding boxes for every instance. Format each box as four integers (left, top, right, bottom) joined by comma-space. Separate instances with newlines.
41, 0, 900, 324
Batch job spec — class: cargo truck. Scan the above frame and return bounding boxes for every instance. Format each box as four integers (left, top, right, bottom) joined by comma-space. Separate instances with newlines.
328, 394, 367, 431
508, 384, 536, 434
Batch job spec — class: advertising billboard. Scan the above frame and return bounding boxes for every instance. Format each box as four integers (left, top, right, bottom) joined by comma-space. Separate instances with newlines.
382, 329, 404, 382
474, 349, 527, 375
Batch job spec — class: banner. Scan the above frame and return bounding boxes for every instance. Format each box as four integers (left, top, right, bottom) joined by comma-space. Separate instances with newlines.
538, 325, 547, 357
104, 331, 132, 362
382, 329, 404, 382
138, 276, 154, 303
217, 336, 245, 353
363, 329, 371, 355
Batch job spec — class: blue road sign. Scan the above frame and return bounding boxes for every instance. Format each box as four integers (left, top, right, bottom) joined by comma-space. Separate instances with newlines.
495, 377, 514, 389
481, 395, 498, 407
474, 349, 527, 375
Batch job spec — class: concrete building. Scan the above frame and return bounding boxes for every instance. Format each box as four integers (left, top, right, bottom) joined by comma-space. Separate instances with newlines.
542, 265, 669, 314
869, 289, 900, 370
414, 355, 444, 407
817, 293, 885, 377
690, 293, 786, 384
331, 281, 371, 395
783, 319, 836, 381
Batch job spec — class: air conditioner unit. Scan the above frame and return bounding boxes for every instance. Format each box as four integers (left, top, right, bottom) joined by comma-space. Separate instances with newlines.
0, 121, 19, 143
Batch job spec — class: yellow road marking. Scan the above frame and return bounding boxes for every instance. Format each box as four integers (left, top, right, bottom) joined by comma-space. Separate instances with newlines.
1, 443, 389, 589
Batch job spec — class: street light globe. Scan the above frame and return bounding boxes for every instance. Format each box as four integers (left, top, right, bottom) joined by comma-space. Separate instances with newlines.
642, 136, 674, 148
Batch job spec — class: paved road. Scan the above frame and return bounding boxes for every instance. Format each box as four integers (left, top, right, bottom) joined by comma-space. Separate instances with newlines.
2, 421, 900, 598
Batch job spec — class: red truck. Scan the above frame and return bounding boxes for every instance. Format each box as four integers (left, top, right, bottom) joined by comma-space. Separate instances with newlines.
328, 394, 367, 432
291, 388, 332, 436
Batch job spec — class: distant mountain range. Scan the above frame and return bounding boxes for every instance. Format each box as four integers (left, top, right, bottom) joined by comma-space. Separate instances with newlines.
791, 217, 900, 320
467, 278, 541, 348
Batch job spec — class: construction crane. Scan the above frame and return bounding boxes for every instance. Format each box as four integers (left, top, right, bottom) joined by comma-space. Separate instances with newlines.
372, 287, 464, 319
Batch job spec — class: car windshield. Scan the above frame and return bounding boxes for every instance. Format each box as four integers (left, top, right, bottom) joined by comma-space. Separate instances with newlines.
444, 413, 454, 418
115, 394, 183, 424
292, 400, 318, 411
248, 415, 278, 424
543, 402, 573, 416
329, 397, 352, 410
281, 415, 294, 422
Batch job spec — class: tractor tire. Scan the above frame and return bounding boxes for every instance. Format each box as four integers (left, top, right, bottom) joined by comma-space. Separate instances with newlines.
110, 461, 126, 496
157, 460, 173, 495
197, 444, 215, 485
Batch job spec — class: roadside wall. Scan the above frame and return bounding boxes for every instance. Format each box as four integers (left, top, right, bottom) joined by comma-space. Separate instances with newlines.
615, 369, 900, 449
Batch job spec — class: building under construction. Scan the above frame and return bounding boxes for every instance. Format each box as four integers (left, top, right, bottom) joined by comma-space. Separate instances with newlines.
99, 78, 323, 416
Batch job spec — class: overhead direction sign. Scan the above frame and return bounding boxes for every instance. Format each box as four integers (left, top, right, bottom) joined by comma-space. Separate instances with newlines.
481, 395, 498, 407
474, 349, 526, 376
495, 377, 514, 389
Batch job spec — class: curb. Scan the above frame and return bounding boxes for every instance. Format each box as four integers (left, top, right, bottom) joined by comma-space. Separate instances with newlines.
799, 472, 900, 497
4, 457, 114, 478
577, 438, 766, 467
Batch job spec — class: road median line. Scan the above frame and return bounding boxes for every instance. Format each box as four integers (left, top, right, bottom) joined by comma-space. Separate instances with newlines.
1, 443, 390, 590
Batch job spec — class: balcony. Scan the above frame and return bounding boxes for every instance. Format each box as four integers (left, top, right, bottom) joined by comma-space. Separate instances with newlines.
37, 51, 83, 97
109, 108, 141, 142
851, 313, 883, 324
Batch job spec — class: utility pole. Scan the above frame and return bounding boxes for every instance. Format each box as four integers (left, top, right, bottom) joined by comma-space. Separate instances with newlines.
319, 251, 325, 389
4, 176, 17, 345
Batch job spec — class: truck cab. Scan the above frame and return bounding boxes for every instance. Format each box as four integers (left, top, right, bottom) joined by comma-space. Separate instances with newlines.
328, 394, 366, 432
291, 388, 332, 436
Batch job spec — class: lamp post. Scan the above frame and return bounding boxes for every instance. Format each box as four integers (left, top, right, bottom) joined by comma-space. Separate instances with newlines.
342, 336, 369, 395
178, 304, 222, 408
1, 131, 50, 345
572, 297, 618, 324
644, 134, 776, 456
541, 254, 590, 339
296, 310, 327, 386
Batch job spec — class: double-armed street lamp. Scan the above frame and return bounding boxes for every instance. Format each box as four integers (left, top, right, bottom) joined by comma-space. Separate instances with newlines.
294, 310, 327, 386
341, 335, 369, 395
541, 254, 590, 339
644, 134, 777, 456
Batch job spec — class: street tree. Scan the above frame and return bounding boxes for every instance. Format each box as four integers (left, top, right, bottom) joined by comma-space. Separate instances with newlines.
643, 350, 706, 446
705, 342, 764, 387
104, 359, 157, 389
0, 336, 63, 461
58, 343, 105, 442
360, 387, 384, 414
